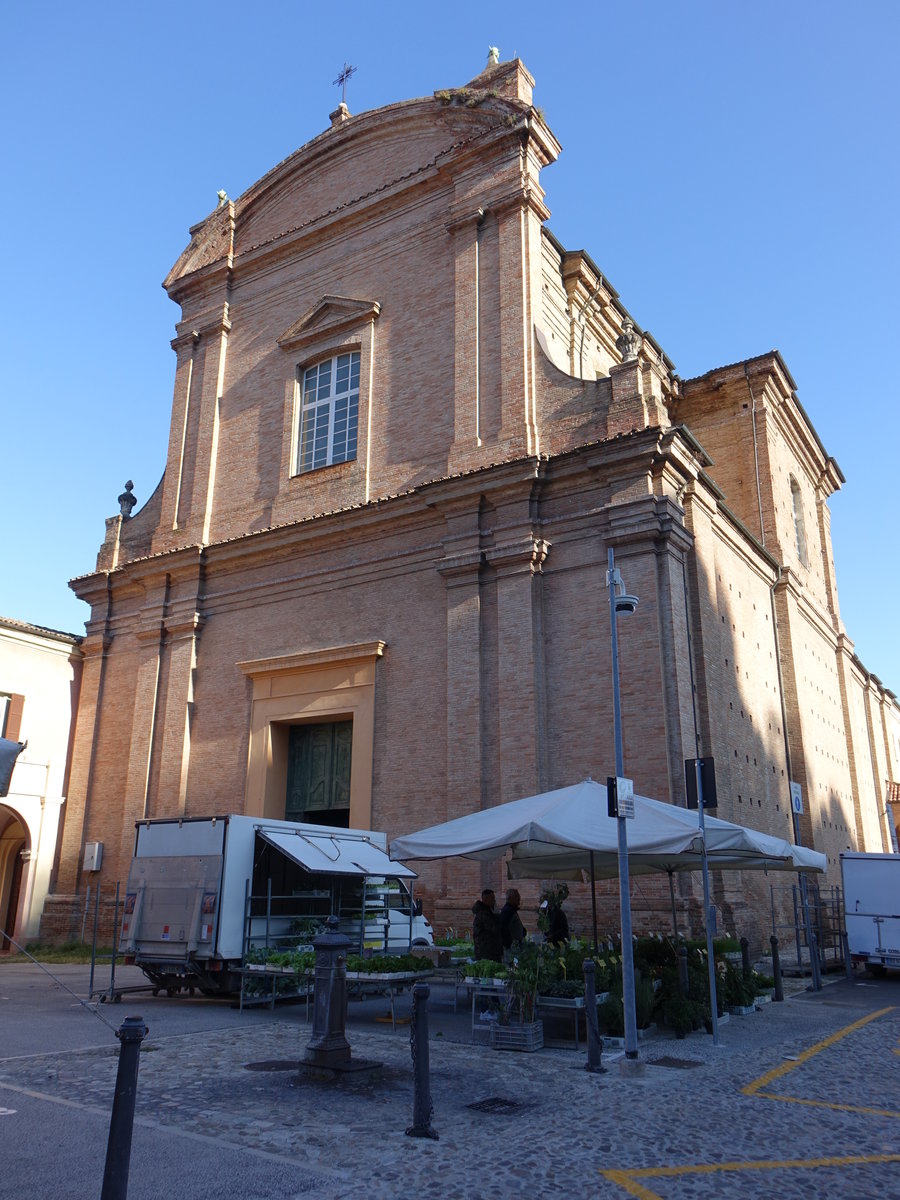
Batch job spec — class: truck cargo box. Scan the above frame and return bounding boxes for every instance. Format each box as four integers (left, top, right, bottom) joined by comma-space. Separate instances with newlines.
119, 815, 429, 994
841, 851, 900, 975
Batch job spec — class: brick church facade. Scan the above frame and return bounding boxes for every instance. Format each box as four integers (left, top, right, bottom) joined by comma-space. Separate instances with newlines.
42, 56, 900, 946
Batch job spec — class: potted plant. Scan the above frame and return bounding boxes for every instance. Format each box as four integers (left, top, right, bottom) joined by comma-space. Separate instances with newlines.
662, 995, 703, 1039
492, 941, 544, 1051
721, 961, 758, 1014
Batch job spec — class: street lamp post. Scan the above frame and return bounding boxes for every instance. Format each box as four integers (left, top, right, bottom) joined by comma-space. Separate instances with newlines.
607, 548, 639, 1060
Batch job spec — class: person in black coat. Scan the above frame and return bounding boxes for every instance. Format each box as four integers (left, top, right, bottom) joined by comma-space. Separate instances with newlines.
545, 902, 569, 947
499, 888, 526, 960
471, 888, 503, 963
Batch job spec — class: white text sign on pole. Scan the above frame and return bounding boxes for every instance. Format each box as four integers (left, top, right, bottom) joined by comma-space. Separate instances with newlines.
617, 776, 635, 818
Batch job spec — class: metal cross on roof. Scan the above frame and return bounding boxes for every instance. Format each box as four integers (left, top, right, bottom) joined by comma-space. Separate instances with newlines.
333, 62, 357, 105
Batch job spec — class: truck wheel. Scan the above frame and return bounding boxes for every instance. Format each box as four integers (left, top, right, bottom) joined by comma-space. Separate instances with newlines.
868, 964, 887, 978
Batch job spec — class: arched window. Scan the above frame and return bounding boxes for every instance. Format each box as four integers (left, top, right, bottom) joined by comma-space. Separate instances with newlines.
790, 476, 809, 567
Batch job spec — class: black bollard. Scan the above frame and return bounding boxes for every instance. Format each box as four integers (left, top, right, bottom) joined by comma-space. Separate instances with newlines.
841, 930, 854, 982
677, 945, 690, 997
100, 1015, 148, 1200
583, 960, 605, 1074
740, 936, 751, 976
406, 982, 438, 1139
770, 935, 784, 1002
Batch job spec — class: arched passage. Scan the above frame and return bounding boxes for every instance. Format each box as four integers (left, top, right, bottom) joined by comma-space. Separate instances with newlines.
0, 806, 28, 952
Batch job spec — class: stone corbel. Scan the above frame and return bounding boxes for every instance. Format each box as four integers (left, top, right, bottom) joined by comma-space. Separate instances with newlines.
164, 612, 206, 642
485, 536, 550, 576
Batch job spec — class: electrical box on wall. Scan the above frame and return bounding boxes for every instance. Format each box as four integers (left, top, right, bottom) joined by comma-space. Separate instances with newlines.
83, 842, 103, 872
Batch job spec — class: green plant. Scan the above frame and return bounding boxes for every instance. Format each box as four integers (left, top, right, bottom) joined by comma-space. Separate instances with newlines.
463, 958, 506, 979
663, 995, 704, 1038
540, 978, 584, 999
346, 953, 432, 974
537, 883, 569, 937
720, 962, 757, 1008
8, 942, 117, 965
596, 976, 656, 1034
289, 917, 325, 940
684, 935, 741, 956
505, 940, 544, 1023
434, 929, 473, 950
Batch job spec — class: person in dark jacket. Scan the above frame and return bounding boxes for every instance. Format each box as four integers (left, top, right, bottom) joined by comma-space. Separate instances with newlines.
542, 897, 570, 947
499, 888, 526, 960
471, 889, 503, 963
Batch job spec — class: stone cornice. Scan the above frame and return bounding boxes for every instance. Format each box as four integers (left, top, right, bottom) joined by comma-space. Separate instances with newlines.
237, 640, 386, 679
434, 547, 485, 582
171, 307, 232, 352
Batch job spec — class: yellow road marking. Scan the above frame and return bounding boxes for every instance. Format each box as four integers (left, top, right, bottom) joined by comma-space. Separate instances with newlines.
751, 1090, 900, 1119
600, 1154, 900, 1200
742, 1006, 894, 1096
601, 1008, 900, 1197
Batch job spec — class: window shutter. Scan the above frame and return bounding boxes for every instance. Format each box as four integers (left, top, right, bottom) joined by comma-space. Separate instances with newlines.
5, 693, 24, 741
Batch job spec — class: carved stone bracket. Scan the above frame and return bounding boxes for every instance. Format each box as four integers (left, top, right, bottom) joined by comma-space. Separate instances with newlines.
485, 536, 550, 575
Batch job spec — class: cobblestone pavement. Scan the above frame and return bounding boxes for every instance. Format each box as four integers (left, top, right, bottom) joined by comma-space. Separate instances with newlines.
1, 968, 898, 1199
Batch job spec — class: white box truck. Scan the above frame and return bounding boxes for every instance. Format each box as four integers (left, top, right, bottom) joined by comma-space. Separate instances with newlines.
118, 815, 432, 995
840, 851, 900, 976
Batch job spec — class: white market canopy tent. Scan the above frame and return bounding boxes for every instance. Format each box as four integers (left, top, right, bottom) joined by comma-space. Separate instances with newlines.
389, 778, 826, 880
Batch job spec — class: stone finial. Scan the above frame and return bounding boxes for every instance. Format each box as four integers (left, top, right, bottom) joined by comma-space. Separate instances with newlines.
329, 102, 351, 128
118, 480, 137, 518
615, 319, 642, 363
487, 46, 500, 65
216, 189, 228, 207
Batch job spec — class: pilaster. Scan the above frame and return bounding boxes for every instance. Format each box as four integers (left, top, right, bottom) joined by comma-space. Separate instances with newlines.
485, 534, 551, 800
54, 631, 110, 894
435, 502, 485, 825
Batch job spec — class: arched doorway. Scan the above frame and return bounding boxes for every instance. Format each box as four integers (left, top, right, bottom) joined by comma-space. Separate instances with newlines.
0, 806, 27, 952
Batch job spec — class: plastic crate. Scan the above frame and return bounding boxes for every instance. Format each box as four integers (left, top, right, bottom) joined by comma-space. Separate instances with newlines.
490, 1020, 544, 1052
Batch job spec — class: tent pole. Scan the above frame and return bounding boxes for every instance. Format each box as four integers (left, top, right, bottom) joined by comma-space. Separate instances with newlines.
590, 850, 599, 953
695, 759, 721, 1046
668, 869, 678, 937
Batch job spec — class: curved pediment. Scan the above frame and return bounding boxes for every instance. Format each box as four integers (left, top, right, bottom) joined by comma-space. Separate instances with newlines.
163, 58, 558, 300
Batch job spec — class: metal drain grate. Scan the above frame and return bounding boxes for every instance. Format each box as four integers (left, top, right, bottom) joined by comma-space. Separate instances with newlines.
647, 1056, 703, 1070
467, 1097, 522, 1115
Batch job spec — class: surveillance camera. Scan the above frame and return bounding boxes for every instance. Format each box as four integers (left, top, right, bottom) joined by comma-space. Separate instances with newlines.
614, 594, 639, 615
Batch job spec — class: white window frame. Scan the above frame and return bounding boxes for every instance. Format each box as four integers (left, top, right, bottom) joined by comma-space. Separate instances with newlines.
296, 351, 360, 474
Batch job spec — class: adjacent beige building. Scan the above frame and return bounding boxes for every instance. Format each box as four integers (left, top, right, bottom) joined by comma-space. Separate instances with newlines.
0, 618, 81, 947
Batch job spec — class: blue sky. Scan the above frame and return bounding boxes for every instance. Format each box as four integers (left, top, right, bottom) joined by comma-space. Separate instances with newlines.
2, 1, 898, 690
